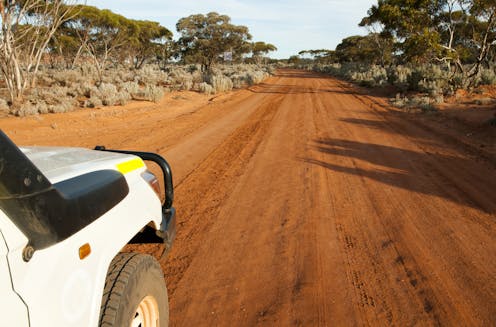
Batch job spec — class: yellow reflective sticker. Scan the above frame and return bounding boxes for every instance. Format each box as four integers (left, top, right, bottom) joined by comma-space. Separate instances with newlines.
116, 158, 145, 174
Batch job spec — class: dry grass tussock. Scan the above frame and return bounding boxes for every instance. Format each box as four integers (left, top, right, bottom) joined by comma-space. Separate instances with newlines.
2, 64, 273, 116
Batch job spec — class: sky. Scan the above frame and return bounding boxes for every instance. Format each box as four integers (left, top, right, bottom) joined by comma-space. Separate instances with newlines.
86, 0, 377, 59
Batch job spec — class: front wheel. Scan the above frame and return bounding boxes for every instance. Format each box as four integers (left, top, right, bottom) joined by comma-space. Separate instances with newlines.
99, 253, 169, 327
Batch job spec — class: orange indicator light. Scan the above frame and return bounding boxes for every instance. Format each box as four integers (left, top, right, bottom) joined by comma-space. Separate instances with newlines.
79, 243, 91, 260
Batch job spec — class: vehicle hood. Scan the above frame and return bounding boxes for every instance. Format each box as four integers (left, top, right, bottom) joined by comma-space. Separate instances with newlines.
21, 146, 132, 183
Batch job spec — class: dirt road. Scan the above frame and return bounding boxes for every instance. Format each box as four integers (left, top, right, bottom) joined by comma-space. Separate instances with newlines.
2, 70, 495, 326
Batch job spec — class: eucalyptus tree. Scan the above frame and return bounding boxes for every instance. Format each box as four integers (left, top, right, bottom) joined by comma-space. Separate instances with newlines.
298, 49, 338, 64
176, 12, 252, 71
49, 23, 81, 68
360, 0, 496, 85
335, 34, 392, 65
0, 0, 77, 104
359, 0, 446, 63
131, 20, 173, 69
251, 41, 277, 64
465, 0, 496, 79
65, 5, 138, 81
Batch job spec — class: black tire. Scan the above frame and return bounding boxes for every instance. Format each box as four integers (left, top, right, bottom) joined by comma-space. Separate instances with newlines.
99, 253, 169, 327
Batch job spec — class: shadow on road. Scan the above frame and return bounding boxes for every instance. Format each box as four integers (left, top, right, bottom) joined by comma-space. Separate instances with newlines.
303, 138, 496, 214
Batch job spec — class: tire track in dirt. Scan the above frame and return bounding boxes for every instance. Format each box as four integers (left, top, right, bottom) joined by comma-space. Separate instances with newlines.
308, 80, 402, 325
162, 91, 286, 296
306, 73, 495, 325
168, 75, 323, 326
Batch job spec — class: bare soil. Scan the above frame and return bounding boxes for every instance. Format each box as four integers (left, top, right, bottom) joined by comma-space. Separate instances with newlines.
2, 69, 495, 326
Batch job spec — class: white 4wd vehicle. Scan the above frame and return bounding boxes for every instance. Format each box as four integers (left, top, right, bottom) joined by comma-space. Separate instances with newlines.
0, 130, 176, 326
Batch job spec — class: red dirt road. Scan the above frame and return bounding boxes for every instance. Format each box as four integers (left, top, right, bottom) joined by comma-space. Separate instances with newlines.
2, 70, 495, 326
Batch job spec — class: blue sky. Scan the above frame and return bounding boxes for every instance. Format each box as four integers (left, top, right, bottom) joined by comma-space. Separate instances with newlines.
86, 0, 376, 59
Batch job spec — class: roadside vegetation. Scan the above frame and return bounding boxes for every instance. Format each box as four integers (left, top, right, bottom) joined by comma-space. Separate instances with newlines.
292, 0, 496, 112
0, 2, 277, 116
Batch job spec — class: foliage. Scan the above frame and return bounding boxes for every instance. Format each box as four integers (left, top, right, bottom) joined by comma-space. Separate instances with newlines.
360, 0, 496, 84
63, 5, 139, 81
0, 5, 277, 115
336, 34, 393, 66
0, 0, 77, 103
176, 12, 252, 70
198, 82, 215, 94
251, 42, 277, 64
206, 74, 233, 93
0, 63, 272, 115
131, 20, 173, 69
299, 49, 337, 64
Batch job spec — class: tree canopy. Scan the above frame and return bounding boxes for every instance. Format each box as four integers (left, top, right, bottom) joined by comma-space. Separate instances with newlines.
359, 0, 496, 80
251, 42, 277, 64
0, 0, 77, 103
299, 49, 337, 64
176, 12, 252, 70
58, 5, 174, 78
132, 20, 173, 69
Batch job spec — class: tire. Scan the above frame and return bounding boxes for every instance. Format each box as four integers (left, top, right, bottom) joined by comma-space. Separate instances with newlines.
99, 253, 169, 327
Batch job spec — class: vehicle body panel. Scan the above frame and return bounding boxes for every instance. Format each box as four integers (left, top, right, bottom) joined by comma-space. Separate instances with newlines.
0, 147, 163, 326
0, 231, 29, 326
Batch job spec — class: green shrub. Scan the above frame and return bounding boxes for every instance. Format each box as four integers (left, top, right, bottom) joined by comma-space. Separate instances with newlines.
390, 94, 408, 108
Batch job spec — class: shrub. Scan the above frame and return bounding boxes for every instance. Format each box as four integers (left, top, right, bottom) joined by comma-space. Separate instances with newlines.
409, 95, 437, 112
48, 100, 76, 113
390, 93, 440, 111
143, 85, 164, 102
198, 82, 215, 94
114, 91, 132, 105
350, 65, 388, 87
96, 83, 118, 106
475, 98, 493, 105
432, 94, 444, 104
479, 68, 496, 86
51, 70, 83, 87
387, 65, 411, 90
86, 96, 103, 108
390, 94, 408, 108
169, 68, 194, 90
135, 66, 168, 85
9, 63, 274, 116
230, 74, 247, 88
74, 82, 93, 98
122, 81, 141, 96
0, 98, 9, 113
24, 87, 77, 114
207, 74, 233, 93
12, 102, 39, 116
246, 71, 268, 85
